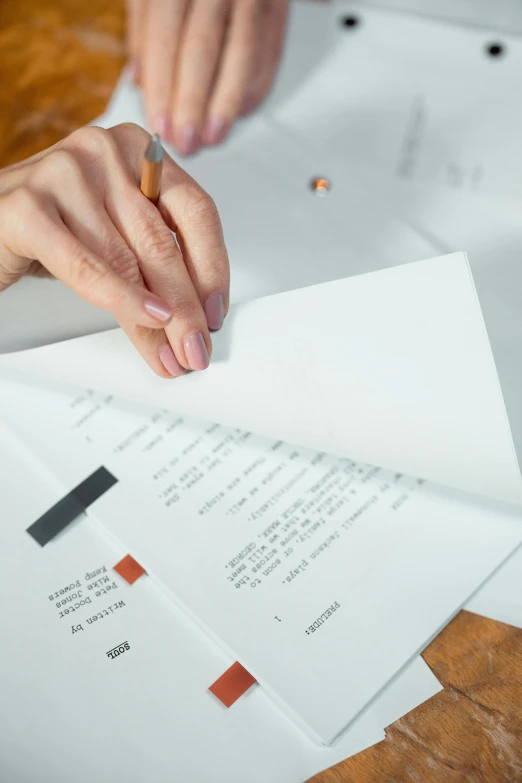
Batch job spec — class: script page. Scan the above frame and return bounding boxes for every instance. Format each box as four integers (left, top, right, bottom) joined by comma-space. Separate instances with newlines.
1, 369, 519, 744
2, 421, 442, 782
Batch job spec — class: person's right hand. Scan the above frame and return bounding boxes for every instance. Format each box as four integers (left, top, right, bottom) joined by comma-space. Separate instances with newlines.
127, 0, 290, 154
0, 123, 230, 378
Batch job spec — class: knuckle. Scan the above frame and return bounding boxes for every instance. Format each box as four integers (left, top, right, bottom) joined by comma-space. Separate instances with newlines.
37, 149, 83, 182
168, 294, 200, 324
94, 229, 142, 284
11, 185, 42, 215
104, 243, 142, 284
112, 121, 149, 143
69, 125, 116, 158
115, 121, 147, 137
183, 188, 220, 230
71, 249, 108, 294
109, 122, 150, 154
137, 216, 178, 262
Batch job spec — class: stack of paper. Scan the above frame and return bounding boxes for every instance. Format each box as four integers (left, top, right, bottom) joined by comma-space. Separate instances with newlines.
2, 1, 522, 780
0, 422, 444, 783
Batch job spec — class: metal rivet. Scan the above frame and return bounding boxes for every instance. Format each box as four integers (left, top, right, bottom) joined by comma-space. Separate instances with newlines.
310, 177, 331, 196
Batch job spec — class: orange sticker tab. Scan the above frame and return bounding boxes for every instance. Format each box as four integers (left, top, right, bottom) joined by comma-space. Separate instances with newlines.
113, 554, 147, 585
209, 662, 257, 708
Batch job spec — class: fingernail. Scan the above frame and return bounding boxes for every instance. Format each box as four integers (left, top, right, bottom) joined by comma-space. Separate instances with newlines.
129, 57, 141, 86
174, 125, 200, 156
184, 332, 210, 370
152, 114, 171, 142
202, 118, 231, 146
144, 297, 173, 323
240, 94, 257, 117
159, 345, 186, 378
204, 294, 224, 331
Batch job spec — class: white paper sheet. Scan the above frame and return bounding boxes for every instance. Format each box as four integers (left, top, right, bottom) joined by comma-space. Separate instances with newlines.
351, 0, 522, 35
0, 422, 442, 782
275, 3, 522, 199
391, 186, 522, 469
2, 253, 521, 505
0, 371, 519, 744
466, 545, 522, 630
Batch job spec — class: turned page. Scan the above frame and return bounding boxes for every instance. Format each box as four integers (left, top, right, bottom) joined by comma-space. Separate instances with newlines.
2, 253, 521, 502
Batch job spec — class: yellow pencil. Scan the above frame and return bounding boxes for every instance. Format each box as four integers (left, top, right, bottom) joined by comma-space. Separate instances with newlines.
140, 133, 163, 203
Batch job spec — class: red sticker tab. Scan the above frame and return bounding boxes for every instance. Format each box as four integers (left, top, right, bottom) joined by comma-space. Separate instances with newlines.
209, 662, 257, 708
113, 554, 146, 585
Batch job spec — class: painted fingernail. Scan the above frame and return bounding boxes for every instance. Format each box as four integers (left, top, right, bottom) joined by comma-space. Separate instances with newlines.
159, 345, 186, 378
184, 332, 210, 370
129, 57, 141, 86
202, 118, 231, 146
240, 94, 257, 117
152, 114, 171, 142
174, 126, 200, 156
144, 297, 173, 323
204, 294, 224, 331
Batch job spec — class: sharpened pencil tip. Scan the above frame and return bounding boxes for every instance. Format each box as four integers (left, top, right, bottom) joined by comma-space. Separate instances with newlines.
145, 133, 164, 163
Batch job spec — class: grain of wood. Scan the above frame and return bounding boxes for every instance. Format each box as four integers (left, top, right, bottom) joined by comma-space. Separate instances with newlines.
0, 3, 521, 781
308, 612, 522, 783
0, 0, 125, 167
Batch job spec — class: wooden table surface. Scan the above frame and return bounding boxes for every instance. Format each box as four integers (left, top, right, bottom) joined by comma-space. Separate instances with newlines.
1, 2, 521, 781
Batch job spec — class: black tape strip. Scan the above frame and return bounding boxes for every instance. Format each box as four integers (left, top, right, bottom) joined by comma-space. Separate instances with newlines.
27, 467, 118, 547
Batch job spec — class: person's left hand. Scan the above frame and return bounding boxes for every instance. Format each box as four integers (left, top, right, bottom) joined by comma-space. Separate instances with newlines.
126, 0, 289, 155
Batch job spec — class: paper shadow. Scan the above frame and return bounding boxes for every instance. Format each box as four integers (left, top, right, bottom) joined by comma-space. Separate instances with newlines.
210, 306, 239, 365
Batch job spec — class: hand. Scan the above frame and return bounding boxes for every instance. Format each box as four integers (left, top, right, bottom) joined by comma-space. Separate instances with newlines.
126, 0, 289, 154
0, 123, 229, 377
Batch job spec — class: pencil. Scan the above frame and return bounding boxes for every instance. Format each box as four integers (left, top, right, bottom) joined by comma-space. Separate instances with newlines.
140, 133, 164, 203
